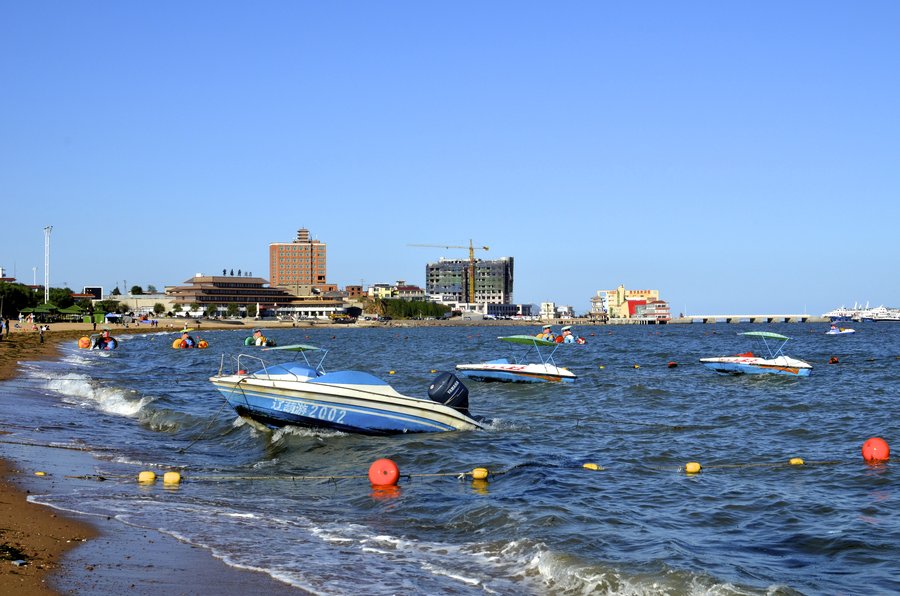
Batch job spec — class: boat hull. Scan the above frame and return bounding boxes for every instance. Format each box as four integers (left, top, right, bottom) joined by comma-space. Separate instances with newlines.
210, 373, 486, 435
456, 362, 576, 383
699, 357, 811, 377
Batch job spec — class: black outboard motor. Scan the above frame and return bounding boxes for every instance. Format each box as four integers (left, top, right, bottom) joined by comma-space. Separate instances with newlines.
428, 372, 470, 416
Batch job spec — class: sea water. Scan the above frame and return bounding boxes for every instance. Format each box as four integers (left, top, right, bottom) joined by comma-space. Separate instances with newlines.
1, 324, 898, 594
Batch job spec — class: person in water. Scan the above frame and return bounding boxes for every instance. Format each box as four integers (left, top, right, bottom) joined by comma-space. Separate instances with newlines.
94, 329, 111, 349
253, 329, 269, 346
536, 324, 555, 341
181, 331, 196, 348
561, 325, 575, 343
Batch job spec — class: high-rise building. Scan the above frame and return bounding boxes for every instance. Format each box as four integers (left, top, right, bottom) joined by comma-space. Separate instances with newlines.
425, 257, 514, 304
269, 228, 333, 294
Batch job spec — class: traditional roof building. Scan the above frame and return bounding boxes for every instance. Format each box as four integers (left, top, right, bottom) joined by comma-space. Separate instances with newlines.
166, 274, 296, 311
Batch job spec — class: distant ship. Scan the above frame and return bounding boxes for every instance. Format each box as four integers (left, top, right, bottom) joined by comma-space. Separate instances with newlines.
824, 304, 900, 322
822, 305, 862, 322
858, 306, 900, 322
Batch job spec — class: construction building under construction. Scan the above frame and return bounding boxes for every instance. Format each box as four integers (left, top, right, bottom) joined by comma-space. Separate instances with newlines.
425, 256, 514, 306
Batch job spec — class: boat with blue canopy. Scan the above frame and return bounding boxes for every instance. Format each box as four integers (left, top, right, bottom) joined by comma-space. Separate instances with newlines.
210, 344, 486, 435
455, 335, 577, 383
700, 331, 812, 377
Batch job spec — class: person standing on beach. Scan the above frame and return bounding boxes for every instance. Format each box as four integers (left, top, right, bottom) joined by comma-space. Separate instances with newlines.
39, 325, 45, 344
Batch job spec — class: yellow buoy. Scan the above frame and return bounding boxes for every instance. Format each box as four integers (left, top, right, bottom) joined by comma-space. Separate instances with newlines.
471, 467, 489, 480
138, 470, 157, 483
789, 457, 805, 466
430, 369, 437, 373
388, 370, 396, 375
633, 364, 640, 369
163, 471, 182, 485
582, 463, 602, 471
598, 365, 605, 369
684, 462, 702, 474
34, 471, 47, 476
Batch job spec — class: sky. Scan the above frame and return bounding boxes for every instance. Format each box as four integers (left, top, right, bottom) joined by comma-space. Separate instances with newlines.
2, 2, 898, 315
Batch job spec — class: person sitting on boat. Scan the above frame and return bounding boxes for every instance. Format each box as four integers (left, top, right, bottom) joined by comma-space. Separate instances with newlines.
536, 325, 555, 341
180, 331, 196, 348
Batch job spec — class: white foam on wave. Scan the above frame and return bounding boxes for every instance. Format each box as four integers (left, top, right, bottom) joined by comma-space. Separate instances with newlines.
45, 374, 153, 417
272, 426, 347, 441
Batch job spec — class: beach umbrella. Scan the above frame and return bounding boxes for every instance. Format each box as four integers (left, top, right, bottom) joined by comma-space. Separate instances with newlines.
59, 305, 84, 314
33, 304, 58, 313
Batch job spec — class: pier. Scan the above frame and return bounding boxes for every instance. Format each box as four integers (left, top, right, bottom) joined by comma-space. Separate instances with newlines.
672, 314, 828, 324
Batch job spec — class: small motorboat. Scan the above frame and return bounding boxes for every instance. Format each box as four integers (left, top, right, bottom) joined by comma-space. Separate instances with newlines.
700, 331, 811, 377
456, 335, 577, 383
825, 326, 856, 335
210, 344, 486, 435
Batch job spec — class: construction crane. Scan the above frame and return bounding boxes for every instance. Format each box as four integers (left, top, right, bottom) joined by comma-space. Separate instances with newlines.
409, 240, 489, 304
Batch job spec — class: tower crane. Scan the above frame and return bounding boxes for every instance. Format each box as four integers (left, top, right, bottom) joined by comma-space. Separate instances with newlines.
408, 240, 489, 304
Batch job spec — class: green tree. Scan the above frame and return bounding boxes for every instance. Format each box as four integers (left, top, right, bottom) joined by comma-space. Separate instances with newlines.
173, 304, 183, 315
246, 303, 258, 318
0, 282, 39, 316
96, 299, 121, 314
147, 284, 158, 294
190, 302, 201, 314
130, 285, 144, 295
153, 303, 165, 315
111, 287, 121, 296
205, 304, 218, 318
226, 303, 239, 317
48, 287, 75, 308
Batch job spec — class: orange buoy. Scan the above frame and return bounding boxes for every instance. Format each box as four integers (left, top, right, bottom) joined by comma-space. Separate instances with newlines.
862, 437, 890, 463
368, 458, 400, 486
829, 356, 839, 364
78, 336, 91, 349
667, 361, 678, 368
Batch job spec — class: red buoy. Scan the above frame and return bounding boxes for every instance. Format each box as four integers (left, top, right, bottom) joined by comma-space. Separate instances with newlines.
368, 458, 400, 486
667, 361, 678, 368
862, 437, 890, 463
829, 356, 839, 365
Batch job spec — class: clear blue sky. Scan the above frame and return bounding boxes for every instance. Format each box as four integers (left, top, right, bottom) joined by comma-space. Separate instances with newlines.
2, 2, 898, 314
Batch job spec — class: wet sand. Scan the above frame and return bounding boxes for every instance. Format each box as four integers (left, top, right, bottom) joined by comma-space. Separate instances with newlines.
0, 320, 307, 594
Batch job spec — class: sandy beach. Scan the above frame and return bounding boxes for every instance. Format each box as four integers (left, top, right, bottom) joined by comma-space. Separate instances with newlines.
0, 319, 315, 594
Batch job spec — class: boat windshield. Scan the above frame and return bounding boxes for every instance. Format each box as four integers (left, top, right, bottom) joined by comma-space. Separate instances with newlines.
498, 335, 561, 367
738, 332, 789, 358
221, 344, 329, 379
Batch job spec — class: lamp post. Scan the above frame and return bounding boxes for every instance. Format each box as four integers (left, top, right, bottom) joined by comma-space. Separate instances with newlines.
43, 226, 52, 303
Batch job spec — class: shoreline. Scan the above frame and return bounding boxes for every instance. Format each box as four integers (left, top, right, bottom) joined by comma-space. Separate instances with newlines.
0, 320, 313, 594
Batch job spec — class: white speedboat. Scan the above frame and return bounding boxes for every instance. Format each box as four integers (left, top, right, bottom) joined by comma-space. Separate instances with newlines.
700, 332, 812, 377
456, 335, 577, 383
210, 344, 486, 435
826, 326, 856, 335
